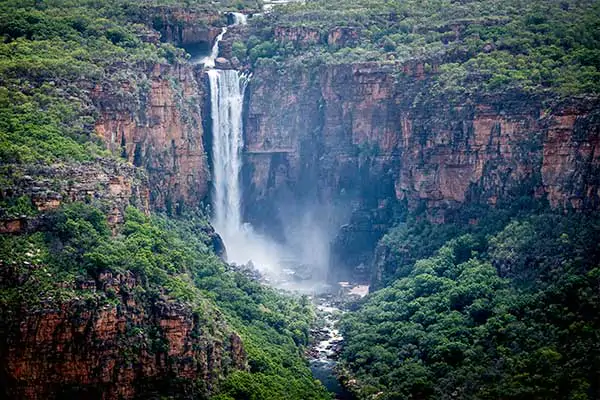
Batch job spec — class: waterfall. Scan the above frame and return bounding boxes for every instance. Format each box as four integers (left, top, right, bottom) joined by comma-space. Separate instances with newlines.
205, 15, 285, 273
208, 69, 248, 238
208, 68, 288, 274
231, 12, 248, 25
206, 11, 320, 282
200, 27, 227, 68
201, 13, 246, 67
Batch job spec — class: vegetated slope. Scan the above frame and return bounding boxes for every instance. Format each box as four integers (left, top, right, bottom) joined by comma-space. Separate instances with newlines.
339, 209, 600, 399
240, 0, 600, 96
0, 204, 330, 399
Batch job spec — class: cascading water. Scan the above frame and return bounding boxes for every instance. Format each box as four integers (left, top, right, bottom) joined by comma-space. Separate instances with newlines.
203, 12, 290, 278
208, 67, 287, 275
230, 12, 248, 25
208, 69, 247, 241
199, 27, 227, 67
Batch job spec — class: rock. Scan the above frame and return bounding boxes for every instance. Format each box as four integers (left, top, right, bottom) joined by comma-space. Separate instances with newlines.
215, 57, 232, 69
93, 63, 209, 213
0, 270, 248, 399
0, 161, 149, 230
243, 61, 600, 271
137, 6, 222, 46
274, 26, 322, 47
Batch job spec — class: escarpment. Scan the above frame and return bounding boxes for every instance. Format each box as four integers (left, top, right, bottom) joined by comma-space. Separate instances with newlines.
93, 62, 210, 213
243, 62, 600, 269
0, 9, 245, 399
0, 269, 246, 399
2, 0, 600, 398
0, 160, 149, 234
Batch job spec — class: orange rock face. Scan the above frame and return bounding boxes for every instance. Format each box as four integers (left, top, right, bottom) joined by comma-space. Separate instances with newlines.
245, 63, 600, 225
0, 218, 24, 233
1, 271, 246, 399
0, 160, 149, 231
542, 108, 600, 209
244, 62, 599, 266
274, 26, 322, 46
94, 63, 208, 212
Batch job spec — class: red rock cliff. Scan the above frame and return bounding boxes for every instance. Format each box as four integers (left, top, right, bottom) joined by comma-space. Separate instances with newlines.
94, 63, 209, 212
246, 62, 599, 216
0, 269, 246, 399
244, 62, 600, 266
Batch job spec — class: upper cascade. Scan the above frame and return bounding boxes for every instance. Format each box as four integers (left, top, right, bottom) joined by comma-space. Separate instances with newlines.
230, 12, 248, 25
200, 12, 247, 68
199, 27, 227, 68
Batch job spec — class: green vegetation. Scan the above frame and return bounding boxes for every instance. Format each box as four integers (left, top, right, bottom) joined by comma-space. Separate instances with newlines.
0, 203, 329, 399
340, 212, 600, 399
0, 0, 264, 165
245, 0, 600, 96
0, 0, 187, 164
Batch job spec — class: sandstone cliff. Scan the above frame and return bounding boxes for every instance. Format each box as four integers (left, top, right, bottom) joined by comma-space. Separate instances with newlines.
0, 160, 149, 234
94, 62, 210, 213
243, 62, 600, 269
0, 268, 246, 399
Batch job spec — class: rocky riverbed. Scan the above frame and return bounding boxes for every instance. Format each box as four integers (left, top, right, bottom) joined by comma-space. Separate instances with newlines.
307, 282, 369, 399
229, 260, 369, 398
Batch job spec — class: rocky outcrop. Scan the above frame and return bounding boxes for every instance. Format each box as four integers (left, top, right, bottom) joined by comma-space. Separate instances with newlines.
274, 26, 322, 46
138, 6, 223, 47
271, 26, 361, 49
94, 63, 209, 213
0, 268, 246, 399
244, 61, 600, 270
0, 160, 149, 233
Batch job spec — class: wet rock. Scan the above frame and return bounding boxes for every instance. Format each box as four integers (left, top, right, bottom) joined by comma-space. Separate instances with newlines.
230, 56, 241, 69
215, 57, 232, 69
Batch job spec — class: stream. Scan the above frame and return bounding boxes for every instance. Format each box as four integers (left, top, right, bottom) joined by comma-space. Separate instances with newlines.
307, 282, 369, 399
231, 262, 368, 398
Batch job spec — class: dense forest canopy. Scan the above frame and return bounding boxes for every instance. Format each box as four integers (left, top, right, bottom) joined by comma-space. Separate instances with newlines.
0, 204, 331, 399
339, 212, 600, 399
242, 0, 600, 95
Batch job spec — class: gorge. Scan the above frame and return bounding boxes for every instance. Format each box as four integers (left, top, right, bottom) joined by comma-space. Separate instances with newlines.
1, 0, 600, 399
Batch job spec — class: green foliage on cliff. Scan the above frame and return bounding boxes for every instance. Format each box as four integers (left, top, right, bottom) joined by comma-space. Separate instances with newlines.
0, 0, 191, 165
340, 213, 600, 399
0, 203, 329, 400
247, 0, 600, 96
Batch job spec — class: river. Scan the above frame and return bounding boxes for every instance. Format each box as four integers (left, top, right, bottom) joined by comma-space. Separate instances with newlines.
307, 282, 369, 399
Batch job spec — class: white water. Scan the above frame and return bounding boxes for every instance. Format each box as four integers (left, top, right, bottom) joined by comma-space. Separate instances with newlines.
199, 27, 227, 68
231, 12, 248, 25
208, 69, 287, 276
208, 69, 247, 237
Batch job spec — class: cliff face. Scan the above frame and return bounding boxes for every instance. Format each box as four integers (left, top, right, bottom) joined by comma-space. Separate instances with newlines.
244, 62, 600, 269
0, 160, 149, 234
94, 63, 209, 213
131, 5, 223, 47
0, 268, 246, 399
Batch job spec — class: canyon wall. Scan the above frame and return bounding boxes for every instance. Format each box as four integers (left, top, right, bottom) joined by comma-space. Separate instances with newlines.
94, 62, 210, 213
0, 160, 149, 234
244, 61, 600, 270
0, 269, 246, 399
